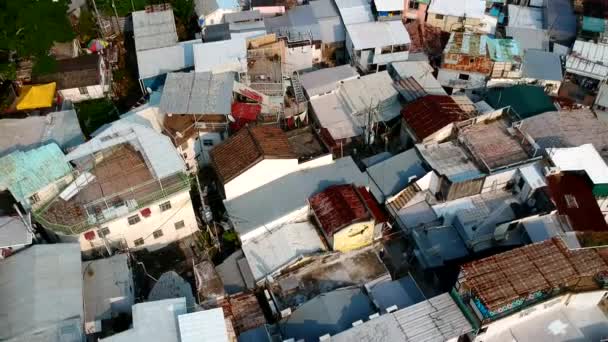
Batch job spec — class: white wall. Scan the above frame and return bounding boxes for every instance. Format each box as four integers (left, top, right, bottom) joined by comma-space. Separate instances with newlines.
285, 45, 314, 73
178, 132, 225, 172
203, 8, 239, 26
225, 158, 299, 200
437, 69, 488, 89
373, 50, 409, 67
78, 189, 199, 252
60, 85, 109, 103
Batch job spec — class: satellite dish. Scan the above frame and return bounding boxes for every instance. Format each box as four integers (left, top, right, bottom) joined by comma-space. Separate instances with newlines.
227, 114, 236, 122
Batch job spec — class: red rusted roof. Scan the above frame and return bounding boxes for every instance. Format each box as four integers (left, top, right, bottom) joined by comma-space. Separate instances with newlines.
358, 186, 388, 223
401, 95, 470, 141
210, 126, 296, 184
309, 184, 371, 237
547, 172, 608, 231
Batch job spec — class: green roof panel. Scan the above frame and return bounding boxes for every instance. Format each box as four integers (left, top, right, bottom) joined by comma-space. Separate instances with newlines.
484, 85, 557, 120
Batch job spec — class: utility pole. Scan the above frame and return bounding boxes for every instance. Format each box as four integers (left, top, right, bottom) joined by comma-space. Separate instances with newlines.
13, 204, 37, 244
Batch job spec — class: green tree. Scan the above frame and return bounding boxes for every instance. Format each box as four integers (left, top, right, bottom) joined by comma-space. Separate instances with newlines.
0, 0, 74, 79
78, 9, 98, 42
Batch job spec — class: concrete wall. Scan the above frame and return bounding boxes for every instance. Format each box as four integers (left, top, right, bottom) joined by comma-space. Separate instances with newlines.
437, 68, 488, 89
78, 189, 198, 252
203, 8, 239, 26
426, 14, 482, 32
333, 219, 375, 252
59, 85, 108, 103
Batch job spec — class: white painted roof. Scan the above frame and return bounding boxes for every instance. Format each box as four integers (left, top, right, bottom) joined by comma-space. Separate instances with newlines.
178, 308, 228, 342
346, 21, 410, 50
335, 0, 374, 25
242, 221, 326, 281
547, 144, 608, 185
193, 38, 247, 74
136, 39, 199, 79
507, 5, 544, 30
428, 0, 485, 19
566, 40, 608, 80
310, 92, 363, 141
374, 0, 402, 12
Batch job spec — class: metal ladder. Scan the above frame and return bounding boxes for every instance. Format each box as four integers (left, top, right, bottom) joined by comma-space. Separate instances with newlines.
291, 72, 306, 104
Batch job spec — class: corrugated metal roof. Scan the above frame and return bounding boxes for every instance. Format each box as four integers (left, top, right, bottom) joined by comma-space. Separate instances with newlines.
390, 61, 447, 97
66, 120, 186, 180
505, 26, 549, 52
522, 49, 563, 81
224, 10, 263, 23
346, 21, 411, 50
309, 184, 371, 236
507, 5, 544, 29
0, 109, 84, 157
0, 216, 32, 249
101, 298, 187, 342
132, 10, 178, 51
136, 39, 199, 79
160, 71, 234, 114
242, 221, 325, 281
310, 92, 363, 140
335, 0, 374, 25
401, 95, 470, 141
338, 71, 402, 123
444, 32, 487, 56
366, 148, 426, 203
300, 65, 358, 97
374, 0, 402, 12
428, 0, 485, 19
0, 244, 83, 340
193, 38, 247, 73
0, 143, 72, 205
566, 40, 608, 80
178, 308, 229, 342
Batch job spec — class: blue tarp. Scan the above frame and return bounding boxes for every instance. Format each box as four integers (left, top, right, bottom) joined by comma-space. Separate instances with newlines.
583, 16, 606, 33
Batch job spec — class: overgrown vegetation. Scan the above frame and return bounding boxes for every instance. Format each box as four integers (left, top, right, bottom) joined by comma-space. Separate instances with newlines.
0, 0, 74, 80
74, 99, 120, 138
77, 9, 99, 42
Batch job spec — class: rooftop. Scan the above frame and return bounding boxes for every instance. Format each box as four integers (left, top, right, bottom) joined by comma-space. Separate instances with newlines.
207, 292, 267, 335
345, 21, 410, 50
178, 308, 229, 342
458, 238, 608, 315
202, 23, 231, 43
269, 246, 388, 309
367, 276, 425, 312
309, 184, 371, 237
486, 37, 522, 63
522, 49, 563, 81
416, 141, 484, 183
132, 9, 178, 51
136, 39, 199, 80
285, 126, 329, 161
159, 71, 234, 114
299, 65, 358, 98
547, 144, 608, 187
484, 85, 556, 119
0, 244, 83, 341
224, 157, 369, 238
193, 38, 247, 73
515, 109, 608, 163
444, 32, 488, 57
32, 54, 101, 89
0, 216, 33, 249
309, 92, 363, 141
210, 126, 296, 184
390, 61, 447, 98
506, 26, 549, 52
224, 10, 263, 23
507, 5, 544, 30
428, 0, 485, 18
366, 148, 426, 203
459, 119, 532, 171
82, 254, 134, 332
0, 143, 72, 206
566, 40, 608, 80
546, 172, 607, 232
242, 221, 326, 281
335, 0, 374, 25
401, 95, 471, 141
331, 292, 473, 342
280, 287, 375, 342
338, 71, 401, 123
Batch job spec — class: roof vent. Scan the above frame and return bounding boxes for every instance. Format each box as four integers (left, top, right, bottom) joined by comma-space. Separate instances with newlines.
386, 305, 398, 313
352, 320, 363, 327
369, 313, 380, 320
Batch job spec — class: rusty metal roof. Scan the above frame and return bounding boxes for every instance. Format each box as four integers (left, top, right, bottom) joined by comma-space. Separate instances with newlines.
210, 126, 296, 184
401, 95, 470, 141
309, 184, 371, 237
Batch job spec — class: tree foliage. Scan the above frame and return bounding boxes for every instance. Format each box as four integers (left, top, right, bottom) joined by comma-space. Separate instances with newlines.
0, 0, 74, 79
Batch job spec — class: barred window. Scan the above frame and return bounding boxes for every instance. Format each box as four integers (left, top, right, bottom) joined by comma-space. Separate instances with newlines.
153, 230, 164, 239
133, 238, 144, 246
159, 201, 172, 212
174, 220, 185, 230
128, 215, 141, 225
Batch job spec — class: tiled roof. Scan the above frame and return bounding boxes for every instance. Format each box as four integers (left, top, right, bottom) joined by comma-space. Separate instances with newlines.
309, 184, 371, 237
401, 95, 469, 141
546, 172, 608, 232
459, 237, 608, 312
210, 126, 296, 184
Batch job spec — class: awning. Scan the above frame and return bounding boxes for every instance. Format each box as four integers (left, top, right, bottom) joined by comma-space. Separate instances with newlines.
583, 16, 605, 33
16, 82, 56, 110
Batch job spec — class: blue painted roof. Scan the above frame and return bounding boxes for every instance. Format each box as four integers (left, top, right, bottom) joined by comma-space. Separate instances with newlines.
217, 0, 239, 9
0, 143, 72, 205
369, 276, 425, 312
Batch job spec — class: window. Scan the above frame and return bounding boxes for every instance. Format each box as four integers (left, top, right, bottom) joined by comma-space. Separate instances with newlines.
30, 193, 40, 204
78, 87, 88, 95
381, 46, 393, 54
128, 215, 141, 225
98, 227, 110, 237
469, 58, 475, 64
174, 220, 186, 230
159, 201, 172, 212
153, 229, 164, 239
392, 44, 409, 53
511, 63, 521, 72
408, 1, 419, 9
133, 238, 144, 246
203, 139, 214, 147
435, 14, 444, 20
458, 74, 470, 80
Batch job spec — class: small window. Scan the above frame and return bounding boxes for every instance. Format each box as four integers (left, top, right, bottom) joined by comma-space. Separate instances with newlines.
153, 229, 164, 239
458, 74, 470, 80
409, 1, 419, 9
78, 87, 88, 95
133, 238, 144, 246
469, 58, 475, 64
98, 227, 110, 237
203, 139, 214, 147
174, 220, 186, 230
30, 193, 40, 204
565, 194, 579, 208
159, 201, 172, 212
128, 215, 141, 225
435, 14, 444, 20
458, 16, 465, 23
